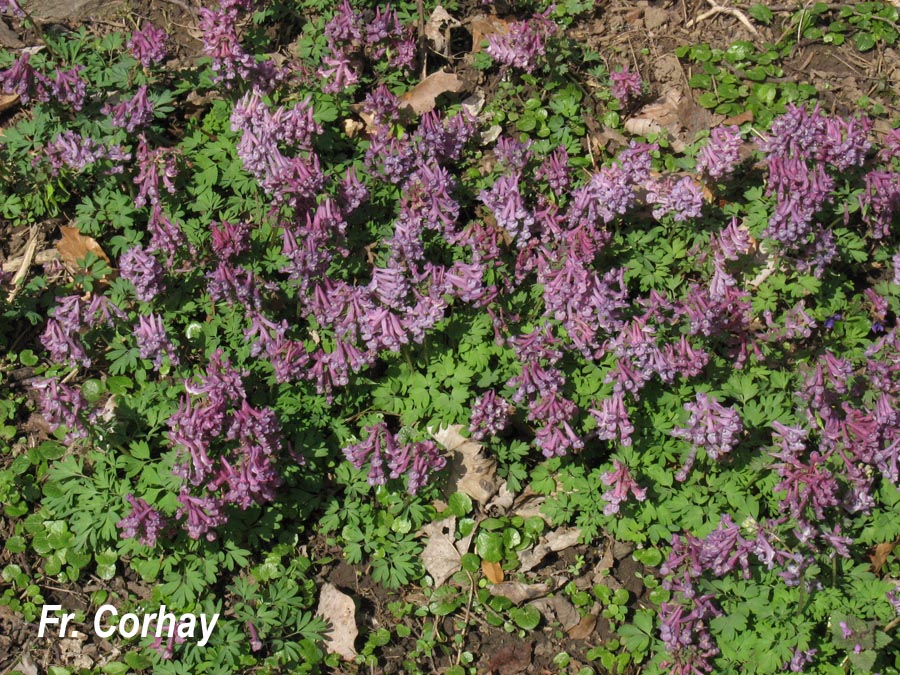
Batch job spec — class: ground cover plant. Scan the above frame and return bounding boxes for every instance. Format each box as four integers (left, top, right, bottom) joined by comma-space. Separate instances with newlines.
2, 0, 900, 673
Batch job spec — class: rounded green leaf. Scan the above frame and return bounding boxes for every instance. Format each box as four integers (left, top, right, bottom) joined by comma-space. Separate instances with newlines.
509, 605, 541, 630
475, 531, 504, 563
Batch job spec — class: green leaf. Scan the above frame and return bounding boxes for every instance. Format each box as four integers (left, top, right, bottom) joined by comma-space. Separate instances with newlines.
748, 4, 774, 24
475, 531, 504, 563
447, 492, 473, 517
697, 92, 718, 108
856, 31, 876, 50
509, 605, 541, 630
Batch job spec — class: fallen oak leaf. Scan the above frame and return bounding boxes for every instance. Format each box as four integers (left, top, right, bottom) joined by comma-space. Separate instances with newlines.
567, 612, 597, 639
400, 69, 464, 116
432, 424, 499, 503
424, 5, 460, 55
420, 516, 474, 587
316, 583, 358, 661
481, 559, 504, 583
489, 581, 551, 605
870, 540, 898, 573
466, 13, 509, 53
0, 92, 19, 113
56, 225, 110, 271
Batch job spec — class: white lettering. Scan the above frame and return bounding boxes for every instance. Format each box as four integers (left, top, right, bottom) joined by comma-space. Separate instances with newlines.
38, 605, 62, 637
177, 614, 197, 640
197, 613, 219, 647
119, 613, 141, 638
156, 605, 177, 638
94, 604, 118, 638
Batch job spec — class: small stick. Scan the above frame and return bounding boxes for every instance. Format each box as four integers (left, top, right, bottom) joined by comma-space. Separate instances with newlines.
6, 227, 38, 303
417, 0, 427, 79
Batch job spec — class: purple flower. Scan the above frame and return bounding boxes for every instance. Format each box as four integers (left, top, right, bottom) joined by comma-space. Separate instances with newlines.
198, 3, 282, 89
600, 460, 646, 515
49, 67, 87, 111
128, 22, 169, 68
534, 420, 583, 458
117, 495, 166, 547
343, 423, 445, 493
210, 220, 251, 261
134, 137, 178, 208
246, 621, 263, 652
41, 131, 130, 177
339, 166, 368, 213
0, 53, 49, 104
387, 439, 447, 495
672, 393, 743, 480
325, 0, 363, 46
647, 175, 704, 222
32, 377, 94, 443
609, 67, 642, 105
535, 146, 570, 192
486, 10, 556, 73
0, 0, 24, 16
469, 390, 512, 440
176, 490, 227, 541
590, 392, 634, 447
105, 85, 155, 132
860, 170, 900, 240
135, 313, 179, 369
770, 448, 840, 520
319, 53, 359, 93
120, 245, 165, 301
696, 125, 742, 179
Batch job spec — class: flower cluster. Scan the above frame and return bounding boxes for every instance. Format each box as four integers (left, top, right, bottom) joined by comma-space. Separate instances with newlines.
166, 352, 283, 540
119, 245, 166, 301
609, 67, 642, 106
600, 460, 646, 515
343, 423, 447, 495
671, 393, 743, 480
41, 131, 130, 175
485, 9, 556, 73
198, 0, 281, 88
128, 22, 169, 69
116, 495, 167, 547
696, 125, 743, 179
469, 390, 512, 440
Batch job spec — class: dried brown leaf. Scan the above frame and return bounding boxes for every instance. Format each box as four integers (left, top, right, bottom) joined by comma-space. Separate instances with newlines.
420, 516, 471, 588
489, 581, 550, 605
567, 613, 597, 639
424, 5, 460, 54
400, 70, 464, 116
544, 527, 581, 553
530, 595, 580, 630
487, 640, 533, 675
0, 92, 19, 113
871, 541, 897, 573
433, 424, 499, 503
722, 110, 754, 126
624, 88, 691, 153
467, 14, 509, 52
481, 559, 504, 583
56, 226, 110, 270
316, 583, 358, 660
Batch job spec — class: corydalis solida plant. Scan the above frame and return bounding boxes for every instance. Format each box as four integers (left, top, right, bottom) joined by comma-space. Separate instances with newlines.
5, 1, 900, 670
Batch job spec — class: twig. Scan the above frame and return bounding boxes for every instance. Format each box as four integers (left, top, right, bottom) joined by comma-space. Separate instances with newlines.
454, 572, 476, 666
6, 227, 37, 303
417, 0, 426, 80
685, 0, 759, 35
